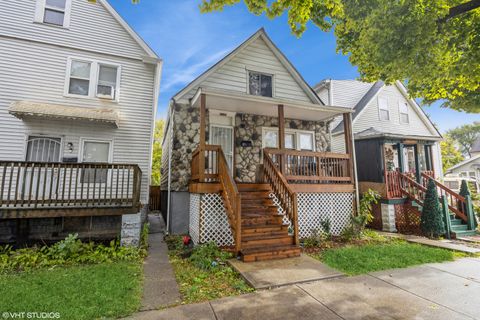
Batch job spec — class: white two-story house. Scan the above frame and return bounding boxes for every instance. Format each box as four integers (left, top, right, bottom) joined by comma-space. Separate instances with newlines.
0, 0, 162, 245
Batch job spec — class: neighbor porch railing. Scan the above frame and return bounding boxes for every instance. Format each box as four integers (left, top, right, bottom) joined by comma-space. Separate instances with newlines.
264, 148, 353, 184
0, 161, 142, 211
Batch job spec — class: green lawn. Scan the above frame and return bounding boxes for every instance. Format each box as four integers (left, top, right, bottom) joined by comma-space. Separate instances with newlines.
0, 262, 143, 320
318, 240, 466, 275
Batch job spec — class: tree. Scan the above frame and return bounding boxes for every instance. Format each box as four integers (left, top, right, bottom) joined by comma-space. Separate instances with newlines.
421, 178, 446, 238
440, 136, 464, 172
447, 122, 480, 157
459, 179, 478, 228
151, 119, 165, 186
201, 0, 480, 112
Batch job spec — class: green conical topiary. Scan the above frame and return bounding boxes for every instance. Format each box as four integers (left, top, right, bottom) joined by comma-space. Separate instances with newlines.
459, 180, 470, 198
421, 178, 446, 238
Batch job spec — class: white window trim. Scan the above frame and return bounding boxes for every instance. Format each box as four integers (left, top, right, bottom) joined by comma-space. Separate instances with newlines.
378, 96, 390, 121
64, 57, 121, 102
246, 68, 275, 98
34, 0, 72, 28
261, 127, 316, 151
398, 101, 409, 124
78, 138, 113, 186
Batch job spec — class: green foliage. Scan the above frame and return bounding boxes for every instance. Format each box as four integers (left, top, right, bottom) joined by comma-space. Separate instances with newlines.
321, 240, 465, 275
140, 222, 150, 250
0, 262, 143, 320
460, 179, 471, 197
421, 179, 446, 238
167, 236, 253, 303
151, 119, 165, 186
441, 136, 465, 172
188, 242, 232, 270
201, 0, 480, 112
347, 189, 381, 239
0, 234, 146, 273
446, 122, 480, 157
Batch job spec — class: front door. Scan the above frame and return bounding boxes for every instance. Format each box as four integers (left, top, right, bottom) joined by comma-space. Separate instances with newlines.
210, 125, 234, 173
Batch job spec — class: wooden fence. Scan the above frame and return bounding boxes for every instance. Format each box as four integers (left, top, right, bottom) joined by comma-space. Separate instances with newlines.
149, 186, 161, 211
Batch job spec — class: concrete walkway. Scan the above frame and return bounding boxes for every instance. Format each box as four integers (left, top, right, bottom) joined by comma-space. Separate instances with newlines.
229, 254, 343, 289
132, 257, 480, 319
140, 213, 181, 311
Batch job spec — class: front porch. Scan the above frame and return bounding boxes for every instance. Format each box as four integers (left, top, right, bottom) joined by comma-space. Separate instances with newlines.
188, 90, 356, 261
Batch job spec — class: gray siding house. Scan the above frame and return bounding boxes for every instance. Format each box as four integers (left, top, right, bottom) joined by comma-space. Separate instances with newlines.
0, 0, 162, 245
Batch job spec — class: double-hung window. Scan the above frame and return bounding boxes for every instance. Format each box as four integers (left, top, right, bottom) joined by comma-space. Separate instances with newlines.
378, 97, 390, 121
262, 128, 315, 151
399, 101, 409, 124
248, 71, 273, 97
35, 0, 71, 27
66, 58, 120, 101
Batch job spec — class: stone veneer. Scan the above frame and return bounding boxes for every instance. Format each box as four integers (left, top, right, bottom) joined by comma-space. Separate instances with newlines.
166, 103, 331, 190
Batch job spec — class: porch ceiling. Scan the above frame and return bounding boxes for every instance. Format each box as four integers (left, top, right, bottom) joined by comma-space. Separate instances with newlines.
190, 87, 352, 121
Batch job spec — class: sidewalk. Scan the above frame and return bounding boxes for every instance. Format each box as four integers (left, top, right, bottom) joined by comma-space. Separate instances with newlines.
132, 257, 480, 320
140, 213, 181, 311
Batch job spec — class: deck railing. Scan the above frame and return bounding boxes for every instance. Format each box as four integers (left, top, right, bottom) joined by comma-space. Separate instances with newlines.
191, 145, 220, 183
263, 150, 299, 245
264, 148, 352, 184
0, 161, 142, 211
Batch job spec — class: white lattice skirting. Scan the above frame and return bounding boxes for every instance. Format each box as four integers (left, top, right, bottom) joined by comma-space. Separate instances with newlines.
297, 192, 354, 238
189, 192, 354, 245
189, 193, 234, 246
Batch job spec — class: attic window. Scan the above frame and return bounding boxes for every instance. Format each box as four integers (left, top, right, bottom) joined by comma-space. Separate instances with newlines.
399, 101, 409, 124
378, 97, 390, 121
35, 0, 71, 28
249, 72, 272, 97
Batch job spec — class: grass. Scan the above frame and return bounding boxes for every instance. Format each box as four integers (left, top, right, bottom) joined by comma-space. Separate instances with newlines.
166, 236, 253, 304
316, 240, 467, 275
0, 262, 143, 320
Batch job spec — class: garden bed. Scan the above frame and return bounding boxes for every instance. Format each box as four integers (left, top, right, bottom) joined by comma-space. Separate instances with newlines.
165, 236, 254, 304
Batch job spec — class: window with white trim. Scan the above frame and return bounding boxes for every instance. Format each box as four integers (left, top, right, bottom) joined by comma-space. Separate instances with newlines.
399, 101, 409, 123
378, 97, 390, 121
35, 0, 71, 27
80, 140, 111, 183
248, 71, 273, 97
262, 128, 315, 151
66, 58, 120, 101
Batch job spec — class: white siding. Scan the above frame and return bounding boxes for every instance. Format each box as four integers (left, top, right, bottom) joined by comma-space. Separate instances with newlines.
353, 85, 437, 137
0, 0, 148, 60
0, 37, 155, 203
316, 86, 330, 104
331, 80, 373, 108
182, 37, 314, 103
432, 142, 443, 178
330, 134, 346, 153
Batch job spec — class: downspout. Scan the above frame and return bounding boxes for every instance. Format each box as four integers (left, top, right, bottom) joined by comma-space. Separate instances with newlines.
349, 113, 360, 214
166, 104, 174, 234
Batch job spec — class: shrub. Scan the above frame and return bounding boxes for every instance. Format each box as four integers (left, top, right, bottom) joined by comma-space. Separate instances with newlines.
0, 234, 146, 273
343, 189, 380, 240
421, 179, 446, 238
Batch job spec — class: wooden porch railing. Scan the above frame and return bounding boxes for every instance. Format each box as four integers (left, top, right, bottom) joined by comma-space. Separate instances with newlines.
0, 161, 142, 211
420, 172, 468, 223
263, 150, 299, 245
191, 145, 241, 252
264, 148, 352, 184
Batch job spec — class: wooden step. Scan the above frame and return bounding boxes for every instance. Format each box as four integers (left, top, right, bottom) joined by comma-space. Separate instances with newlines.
241, 207, 279, 214
242, 224, 289, 234
240, 191, 272, 199
241, 215, 283, 226
241, 234, 294, 249
241, 245, 301, 262
238, 183, 271, 192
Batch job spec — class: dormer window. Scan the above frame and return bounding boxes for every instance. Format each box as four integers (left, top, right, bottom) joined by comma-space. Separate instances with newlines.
35, 0, 71, 28
378, 97, 390, 121
249, 71, 272, 97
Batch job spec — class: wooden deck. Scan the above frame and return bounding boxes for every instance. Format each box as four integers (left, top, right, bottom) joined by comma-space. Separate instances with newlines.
0, 161, 142, 218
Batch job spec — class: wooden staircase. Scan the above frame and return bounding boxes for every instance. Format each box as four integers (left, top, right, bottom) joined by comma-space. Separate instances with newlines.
238, 183, 301, 262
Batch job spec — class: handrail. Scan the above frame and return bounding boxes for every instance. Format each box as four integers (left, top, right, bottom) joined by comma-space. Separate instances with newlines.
264, 148, 352, 184
420, 172, 468, 223
263, 150, 299, 245
217, 146, 242, 253
397, 171, 427, 206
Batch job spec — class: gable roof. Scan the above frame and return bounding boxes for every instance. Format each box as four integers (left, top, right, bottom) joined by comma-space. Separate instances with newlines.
446, 154, 480, 173
173, 28, 323, 104
325, 80, 441, 138
99, 0, 159, 60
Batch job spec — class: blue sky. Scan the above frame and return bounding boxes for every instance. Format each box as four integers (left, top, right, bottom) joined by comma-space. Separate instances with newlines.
111, 0, 479, 133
